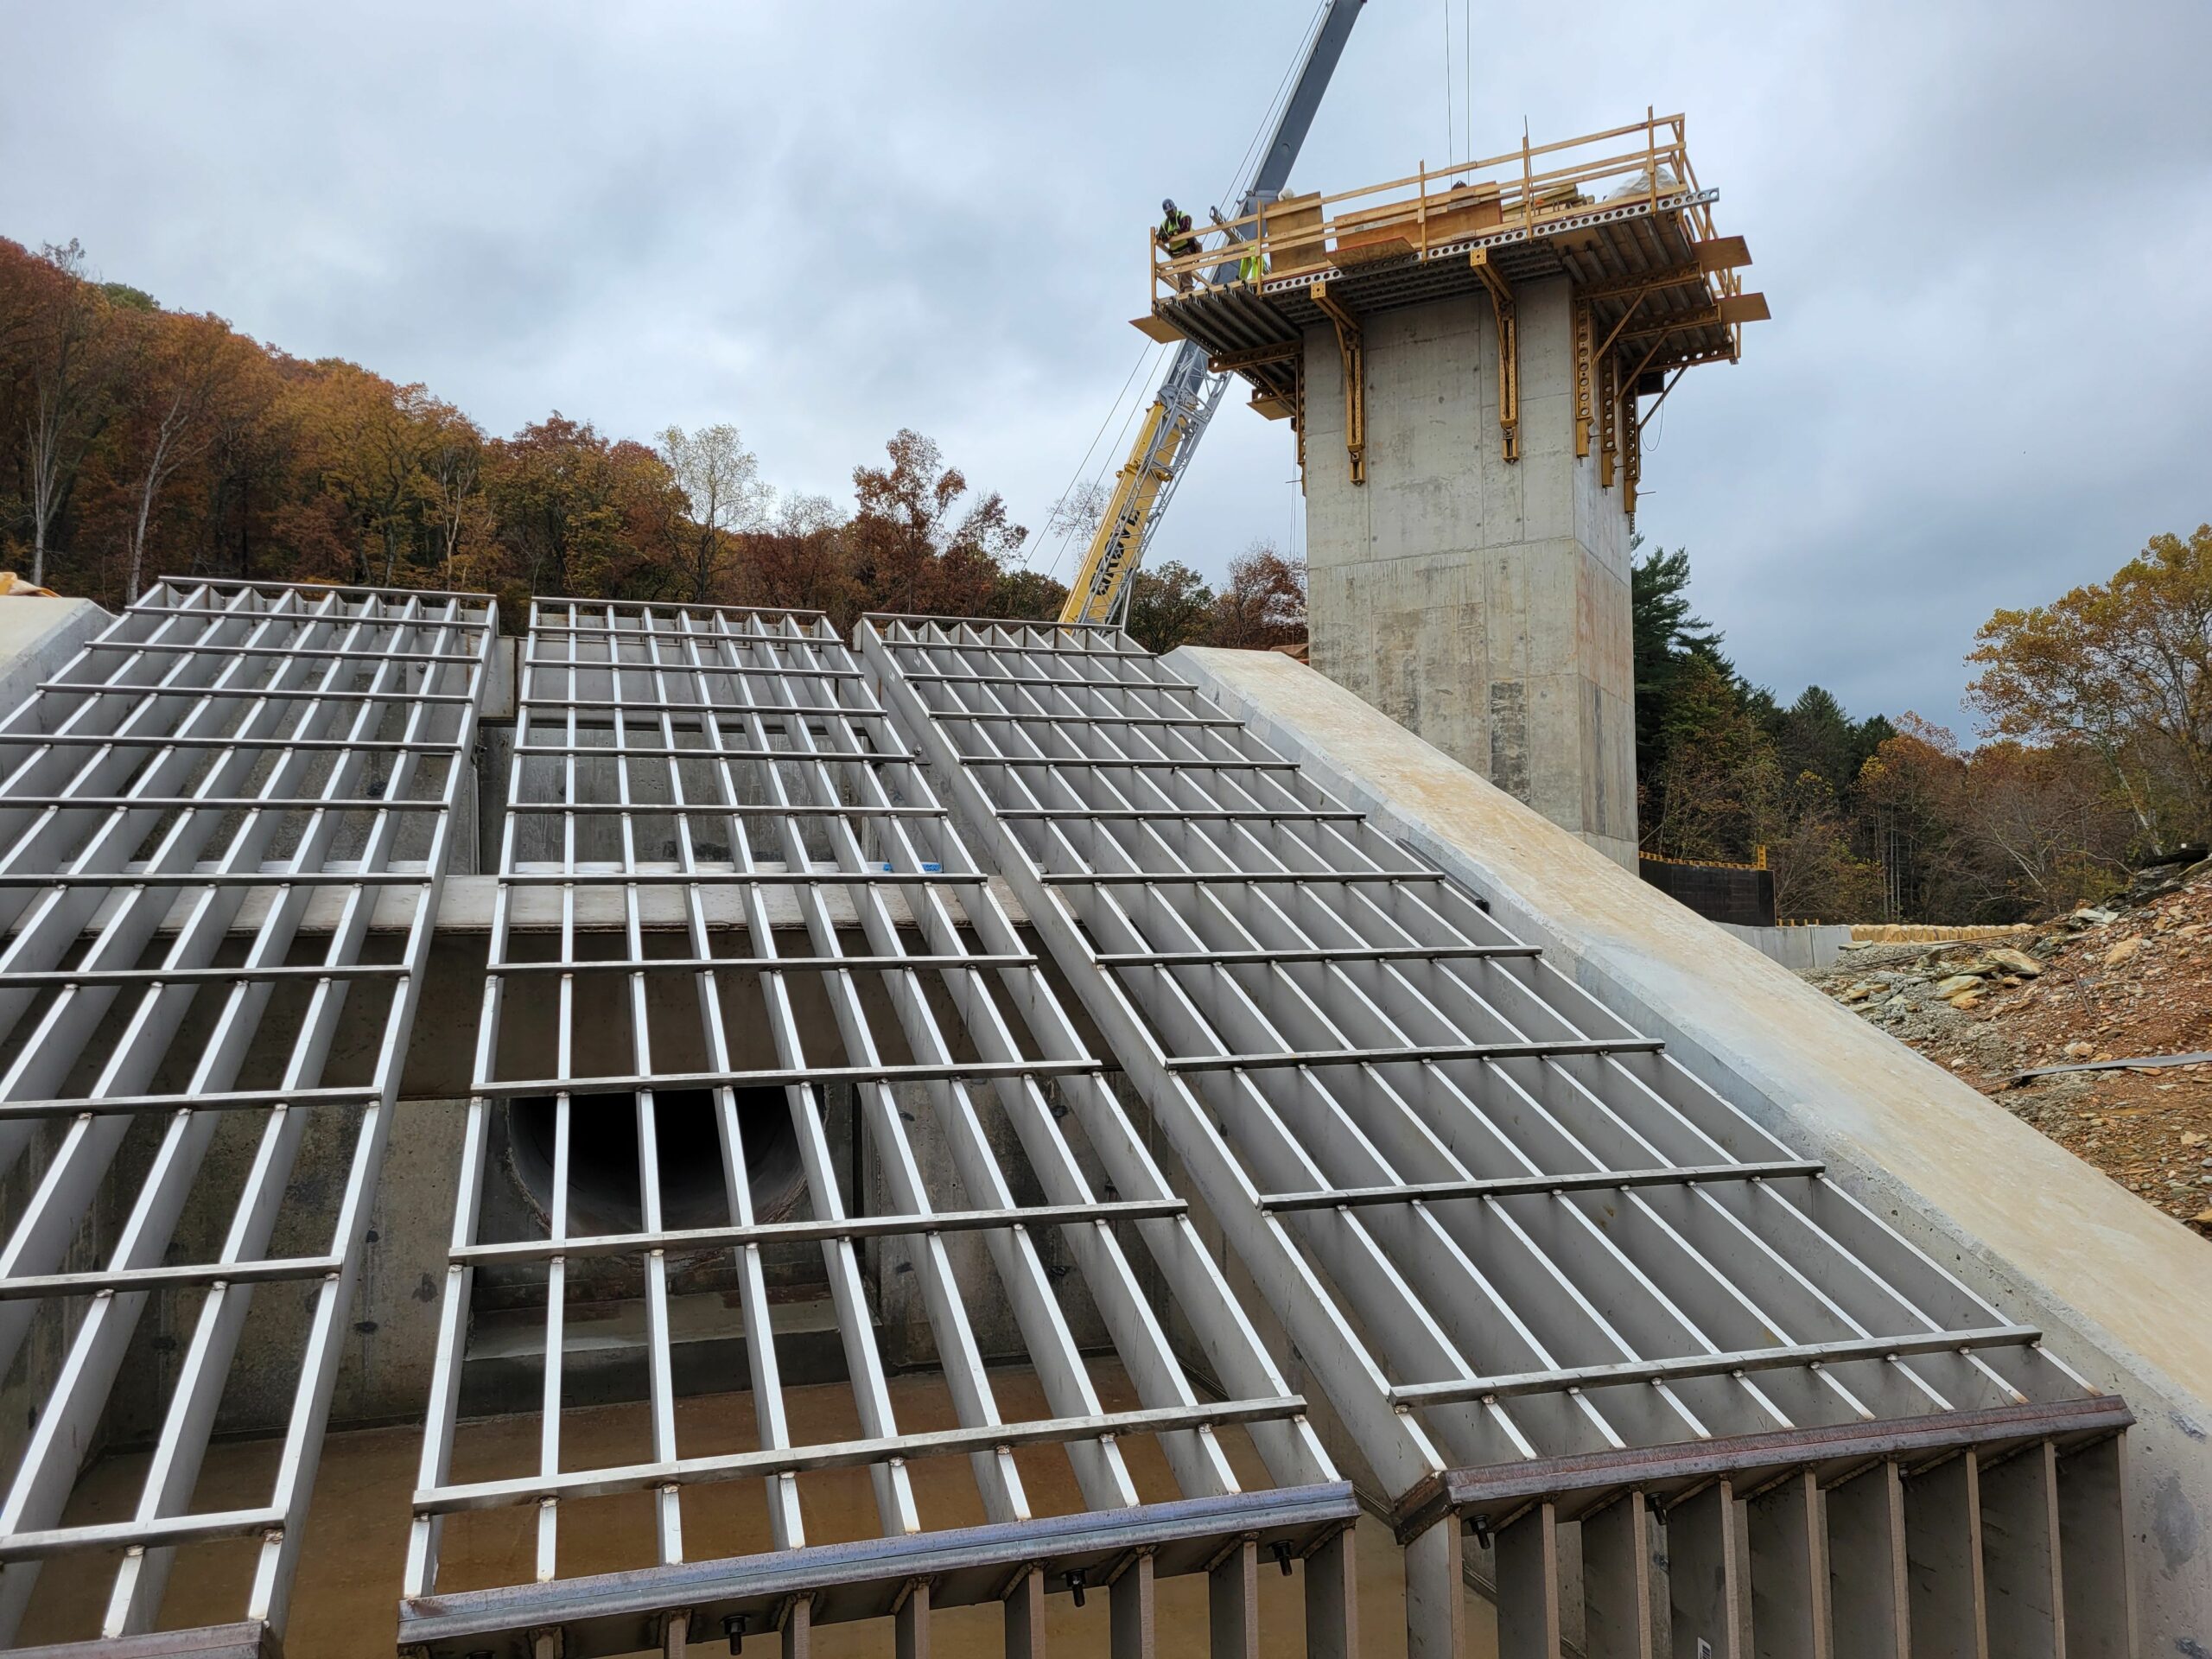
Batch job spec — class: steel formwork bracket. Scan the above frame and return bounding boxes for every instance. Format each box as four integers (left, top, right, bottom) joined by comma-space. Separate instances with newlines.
1308, 281, 1365, 485
1471, 249, 1520, 462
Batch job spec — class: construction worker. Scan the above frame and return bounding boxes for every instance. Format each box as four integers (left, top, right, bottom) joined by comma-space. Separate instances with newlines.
1157, 198, 1198, 289
1237, 239, 1262, 284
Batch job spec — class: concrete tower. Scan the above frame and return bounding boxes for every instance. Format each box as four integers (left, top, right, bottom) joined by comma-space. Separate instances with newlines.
1143, 115, 1763, 870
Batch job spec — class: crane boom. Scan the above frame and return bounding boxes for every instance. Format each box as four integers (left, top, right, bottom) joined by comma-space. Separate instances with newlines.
1058, 0, 1364, 628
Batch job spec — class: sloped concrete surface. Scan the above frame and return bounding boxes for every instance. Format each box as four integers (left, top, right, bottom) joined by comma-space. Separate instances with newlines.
0, 597, 110, 714
1173, 642, 2211, 1653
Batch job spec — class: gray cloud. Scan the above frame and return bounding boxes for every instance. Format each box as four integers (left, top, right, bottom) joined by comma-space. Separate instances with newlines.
3, 0, 2206, 732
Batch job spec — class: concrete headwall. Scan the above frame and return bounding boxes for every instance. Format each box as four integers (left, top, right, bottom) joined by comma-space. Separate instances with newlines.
1718, 921, 1853, 972
1171, 643, 2212, 1654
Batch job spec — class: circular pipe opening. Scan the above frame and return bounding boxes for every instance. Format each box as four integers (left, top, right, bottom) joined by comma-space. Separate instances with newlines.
506, 1087, 804, 1237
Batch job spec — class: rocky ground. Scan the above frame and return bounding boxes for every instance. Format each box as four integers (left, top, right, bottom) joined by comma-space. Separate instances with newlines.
1804, 862, 2212, 1233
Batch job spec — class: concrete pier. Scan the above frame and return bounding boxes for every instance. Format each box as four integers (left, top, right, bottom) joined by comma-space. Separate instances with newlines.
1300, 276, 1638, 868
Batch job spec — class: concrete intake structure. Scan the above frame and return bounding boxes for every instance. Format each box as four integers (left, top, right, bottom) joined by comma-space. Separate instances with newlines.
1141, 113, 1765, 870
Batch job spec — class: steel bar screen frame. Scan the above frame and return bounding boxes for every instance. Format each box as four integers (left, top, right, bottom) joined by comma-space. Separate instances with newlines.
0, 578, 493, 1649
861, 614, 2132, 1659
401, 601, 1356, 1659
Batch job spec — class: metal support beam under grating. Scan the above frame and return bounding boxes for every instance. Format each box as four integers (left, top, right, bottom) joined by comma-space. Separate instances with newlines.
0, 578, 494, 1650
861, 615, 2135, 1659
400, 601, 1355, 1659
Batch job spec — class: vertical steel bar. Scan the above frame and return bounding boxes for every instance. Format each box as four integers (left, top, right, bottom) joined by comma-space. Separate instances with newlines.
1980, 1441, 2063, 1659
1824, 1462, 1908, 1659
1746, 1471, 1829, 1659
1497, 1502, 1564, 1658
1583, 1492, 1659, 1659
1904, 1453, 1987, 1659
2056, 1436, 2133, 1659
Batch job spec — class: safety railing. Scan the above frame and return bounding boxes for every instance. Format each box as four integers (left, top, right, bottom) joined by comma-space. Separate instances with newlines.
1150, 109, 1725, 303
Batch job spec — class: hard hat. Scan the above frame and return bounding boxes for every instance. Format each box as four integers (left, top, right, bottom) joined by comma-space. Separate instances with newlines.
1162, 198, 1176, 214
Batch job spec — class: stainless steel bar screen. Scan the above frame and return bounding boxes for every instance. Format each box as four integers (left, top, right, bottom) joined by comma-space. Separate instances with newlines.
862, 616, 2133, 1659
0, 578, 493, 1649
401, 602, 1355, 1659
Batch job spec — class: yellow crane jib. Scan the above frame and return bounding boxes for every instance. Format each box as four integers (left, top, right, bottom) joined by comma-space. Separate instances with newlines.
1058, 396, 1194, 628
1052, 0, 1364, 629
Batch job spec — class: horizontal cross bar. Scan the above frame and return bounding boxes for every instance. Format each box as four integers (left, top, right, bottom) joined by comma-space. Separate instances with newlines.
82, 638, 481, 664
1163, 1036, 1662, 1074
931, 709, 1238, 728
0, 962, 411, 988
0, 869, 433, 889
472, 1056, 1102, 1100
518, 696, 882, 719
527, 623, 841, 645
524, 650, 854, 677
140, 574, 493, 602
1391, 1325, 2044, 1408
488, 952, 1036, 976
968, 755, 1295, 772
454, 1198, 1189, 1266
513, 744, 913, 764
1258, 1160, 1826, 1213
40, 681, 473, 705
0, 1252, 342, 1301
1000, 814, 1353, 827
126, 593, 498, 628
0, 1503, 287, 1564
881, 637, 1150, 661
0, 795, 444, 813
504, 799, 938, 818
415, 1395, 1306, 1512
1098, 944, 1538, 968
1040, 868, 1442, 887
0, 1084, 383, 1122
496, 869, 984, 887
0, 732, 464, 754
894, 670, 1204, 695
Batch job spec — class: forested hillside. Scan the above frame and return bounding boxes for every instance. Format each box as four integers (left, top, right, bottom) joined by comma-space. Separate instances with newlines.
1634, 528, 2212, 924
3, 235, 2202, 926
0, 237, 1306, 651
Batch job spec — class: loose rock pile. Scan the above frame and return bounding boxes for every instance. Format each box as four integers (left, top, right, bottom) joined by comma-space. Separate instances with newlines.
1805, 864, 2212, 1233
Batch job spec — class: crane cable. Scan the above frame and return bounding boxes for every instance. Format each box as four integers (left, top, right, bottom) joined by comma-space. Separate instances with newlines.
1031, 1, 1329, 587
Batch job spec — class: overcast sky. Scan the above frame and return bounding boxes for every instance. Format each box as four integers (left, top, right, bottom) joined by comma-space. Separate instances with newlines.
4, 0, 2208, 733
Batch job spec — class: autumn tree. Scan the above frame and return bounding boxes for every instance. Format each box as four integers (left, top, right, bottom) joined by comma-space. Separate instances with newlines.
116, 309, 251, 598
19, 241, 115, 585
658, 423, 766, 603
849, 429, 1025, 618
739, 493, 858, 624
1968, 524, 2212, 849
1124, 560, 1215, 653
1203, 541, 1307, 650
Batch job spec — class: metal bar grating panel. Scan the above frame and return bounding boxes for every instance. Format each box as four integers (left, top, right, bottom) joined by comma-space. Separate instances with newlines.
401, 601, 1355, 1658
861, 614, 2132, 1657
0, 578, 493, 1647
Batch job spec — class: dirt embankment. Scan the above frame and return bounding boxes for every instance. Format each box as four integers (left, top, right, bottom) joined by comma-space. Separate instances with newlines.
1805, 866, 2212, 1232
